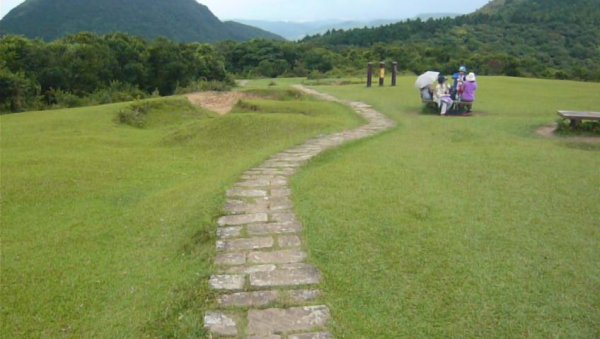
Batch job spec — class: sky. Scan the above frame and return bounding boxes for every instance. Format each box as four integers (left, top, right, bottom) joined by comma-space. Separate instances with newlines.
1, 0, 490, 22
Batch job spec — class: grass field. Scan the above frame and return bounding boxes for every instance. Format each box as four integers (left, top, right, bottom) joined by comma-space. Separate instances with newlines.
2, 76, 599, 337
0, 90, 363, 337
292, 76, 600, 337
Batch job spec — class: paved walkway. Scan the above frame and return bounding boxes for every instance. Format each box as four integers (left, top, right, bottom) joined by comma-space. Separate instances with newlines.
204, 86, 395, 338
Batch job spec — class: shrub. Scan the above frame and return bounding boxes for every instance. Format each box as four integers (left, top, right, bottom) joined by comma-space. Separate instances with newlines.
117, 100, 153, 128
46, 88, 87, 108
90, 81, 147, 104
175, 79, 234, 95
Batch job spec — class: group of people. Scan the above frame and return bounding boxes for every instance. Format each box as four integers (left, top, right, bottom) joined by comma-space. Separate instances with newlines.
422, 66, 478, 115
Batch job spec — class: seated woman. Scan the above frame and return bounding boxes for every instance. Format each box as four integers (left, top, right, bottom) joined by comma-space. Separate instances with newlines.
461, 72, 478, 112
434, 75, 453, 115
420, 86, 433, 101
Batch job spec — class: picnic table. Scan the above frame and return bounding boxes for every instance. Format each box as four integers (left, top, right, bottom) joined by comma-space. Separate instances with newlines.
557, 111, 600, 127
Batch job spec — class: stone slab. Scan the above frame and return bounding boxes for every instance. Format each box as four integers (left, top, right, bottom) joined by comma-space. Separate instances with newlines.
235, 179, 271, 187
247, 249, 306, 264
209, 274, 245, 290
218, 213, 268, 226
270, 212, 297, 223
217, 290, 279, 308
217, 226, 243, 239
278, 235, 302, 248
268, 197, 293, 211
217, 237, 274, 251
225, 264, 277, 274
204, 312, 238, 337
247, 306, 330, 336
249, 266, 320, 287
247, 222, 302, 235
215, 252, 246, 266
226, 189, 267, 198
224, 199, 269, 214
288, 333, 332, 339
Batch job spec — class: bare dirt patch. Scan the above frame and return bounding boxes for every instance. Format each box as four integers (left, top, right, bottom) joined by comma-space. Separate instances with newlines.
536, 123, 600, 144
186, 91, 255, 115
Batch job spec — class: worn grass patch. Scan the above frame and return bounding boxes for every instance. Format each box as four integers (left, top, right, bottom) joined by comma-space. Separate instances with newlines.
0, 87, 362, 337
292, 76, 600, 337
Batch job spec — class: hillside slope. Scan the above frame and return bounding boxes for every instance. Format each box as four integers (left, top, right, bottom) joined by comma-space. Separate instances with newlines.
0, 0, 283, 42
302, 0, 600, 80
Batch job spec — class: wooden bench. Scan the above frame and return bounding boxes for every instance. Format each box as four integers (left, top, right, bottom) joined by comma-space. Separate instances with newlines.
558, 111, 600, 128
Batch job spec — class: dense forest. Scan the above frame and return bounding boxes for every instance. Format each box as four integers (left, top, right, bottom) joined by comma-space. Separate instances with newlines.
0, 33, 229, 111
1, 0, 599, 113
303, 0, 600, 80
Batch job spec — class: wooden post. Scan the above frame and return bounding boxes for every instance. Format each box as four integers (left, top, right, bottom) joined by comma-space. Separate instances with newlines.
379, 62, 385, 87
391, 62, 398, 86
367, 62, 373, 87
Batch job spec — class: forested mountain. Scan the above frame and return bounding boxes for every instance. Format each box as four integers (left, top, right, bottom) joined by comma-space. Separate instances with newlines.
0, 0, 283, 43
303, 0, 600, 80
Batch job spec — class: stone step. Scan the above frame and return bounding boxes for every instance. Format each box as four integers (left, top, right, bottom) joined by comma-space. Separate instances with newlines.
209, 274, 245, 291
247, 305, 330, 336
216, 289, 320, 308
247, 221, 302, 235
247, 249, 306, 265
249, 265, 320, 288
217, 213, 268, 226
217, 236, 274, 251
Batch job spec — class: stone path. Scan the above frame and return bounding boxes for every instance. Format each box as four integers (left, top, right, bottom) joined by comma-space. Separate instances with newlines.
204, 85, 395, 338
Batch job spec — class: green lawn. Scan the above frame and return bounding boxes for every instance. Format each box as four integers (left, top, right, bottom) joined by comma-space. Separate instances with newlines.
0, 89, 363, 337
293, 76, 600, 337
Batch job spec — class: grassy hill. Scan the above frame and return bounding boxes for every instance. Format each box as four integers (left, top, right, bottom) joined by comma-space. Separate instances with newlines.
303, 0, 600, 81
0, 0, 283, 42
0, 87, 363, 336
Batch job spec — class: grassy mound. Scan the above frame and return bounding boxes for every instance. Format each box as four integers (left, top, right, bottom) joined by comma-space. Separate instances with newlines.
0, 87, 362, 337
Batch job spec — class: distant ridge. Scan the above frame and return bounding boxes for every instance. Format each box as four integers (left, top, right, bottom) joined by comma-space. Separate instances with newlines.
0, 0, 284, 42
236, 14, 460, 41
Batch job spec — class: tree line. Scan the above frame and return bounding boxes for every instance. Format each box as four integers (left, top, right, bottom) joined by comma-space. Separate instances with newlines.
0, 33, 228, 112
2, 5, 600, 113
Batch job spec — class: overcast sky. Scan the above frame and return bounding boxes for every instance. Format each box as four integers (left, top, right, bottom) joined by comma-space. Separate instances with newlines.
1, 0, 490, 21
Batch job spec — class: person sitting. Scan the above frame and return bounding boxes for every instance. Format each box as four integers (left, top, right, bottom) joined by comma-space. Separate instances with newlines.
452, 65, 467, 100
420, 85, 433, 101
434, 75, 453, 115
461, 72, 478, 113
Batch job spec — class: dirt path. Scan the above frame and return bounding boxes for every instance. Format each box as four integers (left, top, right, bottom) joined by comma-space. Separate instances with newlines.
186, 91, 254, 115
536, 123, 600, 144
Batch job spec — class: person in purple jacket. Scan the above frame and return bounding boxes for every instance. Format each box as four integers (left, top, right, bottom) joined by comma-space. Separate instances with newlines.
461, 72, 478, 112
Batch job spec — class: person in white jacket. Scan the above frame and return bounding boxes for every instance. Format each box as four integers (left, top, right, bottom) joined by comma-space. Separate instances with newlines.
434, 75, 453, 115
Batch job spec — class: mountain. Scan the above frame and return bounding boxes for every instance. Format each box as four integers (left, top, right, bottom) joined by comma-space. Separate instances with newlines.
0, 0, 283, 43
236, 15, 460, 41
235, 19, 401, 41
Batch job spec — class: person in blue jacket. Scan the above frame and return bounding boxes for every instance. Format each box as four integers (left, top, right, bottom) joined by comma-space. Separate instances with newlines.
452, 65, 467, 100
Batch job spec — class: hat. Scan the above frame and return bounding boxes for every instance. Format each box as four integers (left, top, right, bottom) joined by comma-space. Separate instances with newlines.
459, 65, 467, 72
466, 72, 476, 81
